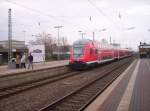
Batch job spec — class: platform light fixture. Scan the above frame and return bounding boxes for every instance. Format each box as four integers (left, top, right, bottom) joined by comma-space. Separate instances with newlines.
54, 26, 64, 60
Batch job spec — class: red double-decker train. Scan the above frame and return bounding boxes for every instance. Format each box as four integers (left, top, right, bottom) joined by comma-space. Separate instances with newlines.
69, 39, 132, 69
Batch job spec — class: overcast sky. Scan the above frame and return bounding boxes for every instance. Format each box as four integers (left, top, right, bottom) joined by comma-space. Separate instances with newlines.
0, 0, 150, 50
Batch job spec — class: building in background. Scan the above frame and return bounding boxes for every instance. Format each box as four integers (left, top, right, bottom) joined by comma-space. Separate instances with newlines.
0, 40, 25, 48
139, 42, 150, 58
0, 40, 28, 64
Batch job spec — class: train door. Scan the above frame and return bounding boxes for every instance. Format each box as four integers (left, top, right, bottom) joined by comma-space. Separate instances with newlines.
89, 48, 97, 60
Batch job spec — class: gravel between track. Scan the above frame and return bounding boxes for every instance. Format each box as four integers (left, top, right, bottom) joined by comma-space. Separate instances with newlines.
0, 66, 70, 89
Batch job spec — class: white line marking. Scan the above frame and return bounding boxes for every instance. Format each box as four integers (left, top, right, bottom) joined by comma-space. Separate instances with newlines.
84, 59, 137, 111
116, 59, 140, 111
146, 59, 150, 72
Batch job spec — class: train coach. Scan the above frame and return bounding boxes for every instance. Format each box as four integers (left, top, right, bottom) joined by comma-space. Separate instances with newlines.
69, 39, 132, 69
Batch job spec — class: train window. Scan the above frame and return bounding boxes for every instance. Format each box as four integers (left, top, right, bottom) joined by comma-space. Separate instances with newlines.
73, 46, 84, 58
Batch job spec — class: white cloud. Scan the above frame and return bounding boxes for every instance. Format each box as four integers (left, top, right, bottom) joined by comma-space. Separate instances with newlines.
126, 4, 150, 15
0, 0, 150, 50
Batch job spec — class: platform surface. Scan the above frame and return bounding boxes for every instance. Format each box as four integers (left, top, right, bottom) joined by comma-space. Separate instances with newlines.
85, 58, 150, 111
0, 60, 69, 76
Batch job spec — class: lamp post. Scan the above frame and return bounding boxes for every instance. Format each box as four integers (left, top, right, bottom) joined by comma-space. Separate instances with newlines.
8, 8, 12, 62
92, 32, 95, 40
78, 30, 85, 39
23, 30, 26, 46
54, 26, 63, 60
92, 28, 107, 41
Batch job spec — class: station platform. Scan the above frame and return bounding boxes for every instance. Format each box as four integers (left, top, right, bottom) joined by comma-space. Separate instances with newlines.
85, 58, 150, 111
0, 60, 69, 76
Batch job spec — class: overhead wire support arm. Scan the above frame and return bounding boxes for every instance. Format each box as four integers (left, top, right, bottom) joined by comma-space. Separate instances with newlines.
5, 0, 87, 31
8, 8, 12, 62
87, 0, 121, 30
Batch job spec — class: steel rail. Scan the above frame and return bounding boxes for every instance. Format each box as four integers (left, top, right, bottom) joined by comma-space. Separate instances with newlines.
39, 57, 134, 111
0, 65, 69, 78
0, 70, 81, 99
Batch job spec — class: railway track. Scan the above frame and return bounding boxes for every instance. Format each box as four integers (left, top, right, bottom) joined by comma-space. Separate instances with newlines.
0, 65, 69, 79
0, 69, 81, 99
0, 59, 120, 99
0, 58, 119, 100
39, 57, 134, 111
0, 65, 71, 90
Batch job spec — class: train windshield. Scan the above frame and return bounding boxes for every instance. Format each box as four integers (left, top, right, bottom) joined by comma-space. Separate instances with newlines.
73, 46, 84, 58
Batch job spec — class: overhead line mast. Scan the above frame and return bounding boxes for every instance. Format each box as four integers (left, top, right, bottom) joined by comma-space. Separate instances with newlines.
8, 8, 12, 62
5, 0, 87, 30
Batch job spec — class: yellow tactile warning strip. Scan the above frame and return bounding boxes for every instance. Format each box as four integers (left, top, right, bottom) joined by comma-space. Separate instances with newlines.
146, 61, 150, 72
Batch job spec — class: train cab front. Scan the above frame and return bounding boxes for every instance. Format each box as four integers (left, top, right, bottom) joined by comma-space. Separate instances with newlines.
69, 40, 87, 70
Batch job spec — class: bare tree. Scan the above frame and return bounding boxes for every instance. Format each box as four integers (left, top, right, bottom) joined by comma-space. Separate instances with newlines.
35, 32, 57, 55
29, 32, 70, 60
59, 36, 69, 53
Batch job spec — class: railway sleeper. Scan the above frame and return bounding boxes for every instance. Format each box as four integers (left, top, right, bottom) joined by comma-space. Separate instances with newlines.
58, 101, 82, 107
81, 88, 99, 93
0, 91, 9, 95
52, 106, 77, 111
65, 99, 85, 104
76, 90, 98, 96
69, 96, 92, 103
55, 103, 82, 111
67, 96, 88, 102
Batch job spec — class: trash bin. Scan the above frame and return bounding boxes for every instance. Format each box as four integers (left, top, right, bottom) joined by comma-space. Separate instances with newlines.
8, 58, 16, 69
